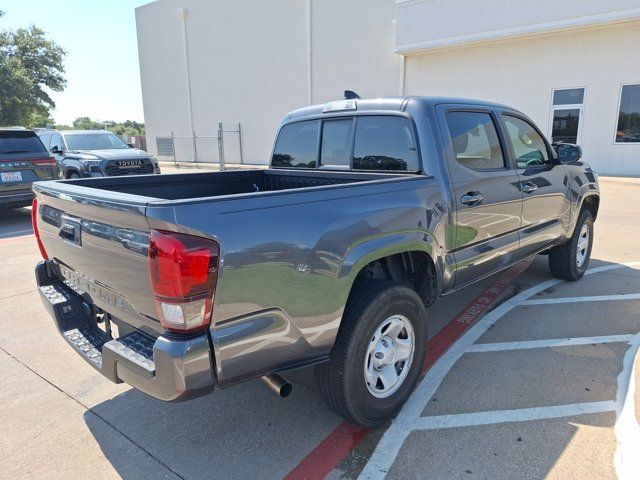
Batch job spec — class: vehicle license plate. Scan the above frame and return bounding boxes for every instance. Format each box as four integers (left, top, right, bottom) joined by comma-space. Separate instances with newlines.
1, 172, 22, 182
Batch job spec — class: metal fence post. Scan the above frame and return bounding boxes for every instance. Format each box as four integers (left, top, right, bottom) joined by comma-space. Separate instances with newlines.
237, 122, 244, 164
171, 131, 177, 167
192, 130, 199, 168
217, 121, 226, 171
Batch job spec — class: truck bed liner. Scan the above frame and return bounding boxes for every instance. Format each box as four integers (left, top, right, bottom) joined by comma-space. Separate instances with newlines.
57, 169, 408, 201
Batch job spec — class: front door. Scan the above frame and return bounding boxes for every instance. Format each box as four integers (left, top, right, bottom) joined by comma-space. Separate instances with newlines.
438, 107, 523, 288
499, 113, 571, 255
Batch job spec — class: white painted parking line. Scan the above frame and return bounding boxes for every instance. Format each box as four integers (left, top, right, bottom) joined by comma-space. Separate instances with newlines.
413, 401, 616, 431
359, 261, 640, 480
522, 293, 640, 306
467, 335, 635, 353
614, 332, 640, 479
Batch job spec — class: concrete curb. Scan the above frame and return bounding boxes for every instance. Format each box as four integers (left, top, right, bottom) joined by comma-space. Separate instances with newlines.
614, 333, 640, 480
158, 161, 266, 171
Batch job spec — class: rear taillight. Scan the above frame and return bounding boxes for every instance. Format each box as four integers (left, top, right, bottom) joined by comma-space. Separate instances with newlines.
31, 157, 57, 166
148, 230, 220, 333
31, 198, 49, 259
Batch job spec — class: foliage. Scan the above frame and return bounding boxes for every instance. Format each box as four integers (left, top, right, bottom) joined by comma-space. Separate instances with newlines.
0, 14, 66, 127
65, 116, 145, 137
30, 109, 55, 128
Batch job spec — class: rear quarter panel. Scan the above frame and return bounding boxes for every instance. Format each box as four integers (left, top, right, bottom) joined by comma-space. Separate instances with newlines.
146, 176, 445, 385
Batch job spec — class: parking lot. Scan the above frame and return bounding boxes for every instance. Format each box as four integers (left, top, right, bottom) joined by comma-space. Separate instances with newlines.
1, 174, 639, 480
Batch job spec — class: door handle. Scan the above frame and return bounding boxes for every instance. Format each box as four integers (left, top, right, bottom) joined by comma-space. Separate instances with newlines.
521, 182, 538, 193
460, 192, 484, 205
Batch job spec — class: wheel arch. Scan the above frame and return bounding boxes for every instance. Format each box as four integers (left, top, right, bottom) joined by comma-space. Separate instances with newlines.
338, 232, 441, 314
580, 193, 600, 220
63, 167, 81, 179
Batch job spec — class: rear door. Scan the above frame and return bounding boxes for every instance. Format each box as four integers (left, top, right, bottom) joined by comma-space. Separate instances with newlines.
497, 112, 571, 254
437, 106, 523, 288
0, 130, 57, 196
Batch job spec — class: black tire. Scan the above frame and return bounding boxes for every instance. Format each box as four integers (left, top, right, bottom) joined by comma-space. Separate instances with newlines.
68, 172, 80, 179
315, 281, 427, 427
548, 209, 594, 281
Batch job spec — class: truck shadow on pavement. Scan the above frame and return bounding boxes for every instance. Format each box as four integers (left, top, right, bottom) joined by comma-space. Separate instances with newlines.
83, 366, 341, 480
84, 260, 640, 480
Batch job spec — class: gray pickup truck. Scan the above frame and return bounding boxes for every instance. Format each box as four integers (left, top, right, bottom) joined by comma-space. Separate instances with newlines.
32, 96, 599, 426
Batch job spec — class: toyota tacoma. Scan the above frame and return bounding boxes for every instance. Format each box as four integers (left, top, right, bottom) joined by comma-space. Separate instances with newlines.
32, 96, 599, 426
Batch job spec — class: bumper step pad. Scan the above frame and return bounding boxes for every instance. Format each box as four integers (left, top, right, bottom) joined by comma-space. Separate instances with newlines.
65, 327, 109, 367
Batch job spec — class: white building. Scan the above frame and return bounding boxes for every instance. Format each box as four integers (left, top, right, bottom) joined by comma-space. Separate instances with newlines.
136, 0, 640, 175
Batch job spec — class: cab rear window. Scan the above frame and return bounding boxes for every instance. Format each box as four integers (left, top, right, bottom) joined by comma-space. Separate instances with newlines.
271, 115, 420, 172
271, 120, 319, 169
0, 131, 47, 156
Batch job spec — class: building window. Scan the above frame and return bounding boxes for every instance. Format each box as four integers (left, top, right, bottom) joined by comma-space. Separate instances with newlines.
550, 88, 585, 145
616, 84, 640, 143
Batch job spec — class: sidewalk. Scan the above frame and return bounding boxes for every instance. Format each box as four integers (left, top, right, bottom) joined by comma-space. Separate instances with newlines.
158, 160, 266, 173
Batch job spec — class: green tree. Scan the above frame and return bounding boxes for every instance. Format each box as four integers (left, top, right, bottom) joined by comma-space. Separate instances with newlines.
72, 116, 101, 130
71, 116, 145, 137
29, 108, 55, 128
0, 12, 66, 126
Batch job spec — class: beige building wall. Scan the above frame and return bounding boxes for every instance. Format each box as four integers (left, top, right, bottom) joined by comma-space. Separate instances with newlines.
136, 0, 400, 164
404, 22, 640, 175
136, 0, 640, 174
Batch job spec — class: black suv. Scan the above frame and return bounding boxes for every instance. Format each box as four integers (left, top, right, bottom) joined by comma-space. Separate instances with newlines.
0, 128, 57, 210
36, 129, 161, 178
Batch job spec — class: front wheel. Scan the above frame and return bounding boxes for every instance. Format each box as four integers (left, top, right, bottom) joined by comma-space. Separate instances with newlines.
548, 210, 594, 281
315, 282, 427, 427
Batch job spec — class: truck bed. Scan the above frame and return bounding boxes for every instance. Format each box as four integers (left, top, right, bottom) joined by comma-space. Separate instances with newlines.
33, 167, 435, 386
58, 168, 407, 201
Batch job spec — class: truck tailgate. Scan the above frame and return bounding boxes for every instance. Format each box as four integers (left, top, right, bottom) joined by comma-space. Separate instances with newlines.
33, 182, 162, 336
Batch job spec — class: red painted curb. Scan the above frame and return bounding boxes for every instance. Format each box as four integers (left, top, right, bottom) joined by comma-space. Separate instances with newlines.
283, 258, 533, 480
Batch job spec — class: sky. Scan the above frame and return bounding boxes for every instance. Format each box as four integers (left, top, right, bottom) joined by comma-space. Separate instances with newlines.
1, 0, 151, 125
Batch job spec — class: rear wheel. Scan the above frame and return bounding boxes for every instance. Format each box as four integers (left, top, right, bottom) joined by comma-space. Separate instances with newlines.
315, 282, 427, 426
548, 209, 594, 281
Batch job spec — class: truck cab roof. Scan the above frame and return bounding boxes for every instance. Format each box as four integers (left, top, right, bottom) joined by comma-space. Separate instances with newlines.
286, 96, 512, 121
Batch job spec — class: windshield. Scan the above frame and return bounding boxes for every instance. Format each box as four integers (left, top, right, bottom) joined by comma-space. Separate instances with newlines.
64, 133, 129, 150
0, 131, 47, 155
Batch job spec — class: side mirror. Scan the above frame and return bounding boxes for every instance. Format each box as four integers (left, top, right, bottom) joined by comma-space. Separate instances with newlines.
553, 143, 582, 164
50, 146, 63, 154
127, 143, 135, 148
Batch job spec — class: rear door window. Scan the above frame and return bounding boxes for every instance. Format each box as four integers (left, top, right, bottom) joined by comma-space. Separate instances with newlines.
0, 130, 48, 156
271, 120, 319, 168
353, 116, 419, 171
445, 112, 505, 171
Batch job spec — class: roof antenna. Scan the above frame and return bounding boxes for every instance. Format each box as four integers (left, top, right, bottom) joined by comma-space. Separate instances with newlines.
344, 90, 361, 100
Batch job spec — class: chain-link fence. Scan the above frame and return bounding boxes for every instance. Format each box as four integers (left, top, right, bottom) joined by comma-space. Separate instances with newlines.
155, 122, 244, 169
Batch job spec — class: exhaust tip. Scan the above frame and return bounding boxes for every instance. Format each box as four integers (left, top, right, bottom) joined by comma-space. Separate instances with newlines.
260, 373, 292, 398
279, 382, 292, 398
